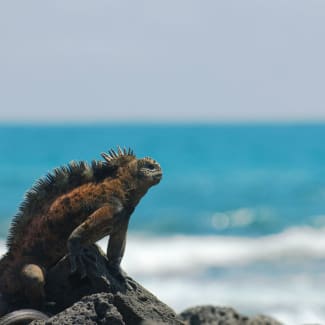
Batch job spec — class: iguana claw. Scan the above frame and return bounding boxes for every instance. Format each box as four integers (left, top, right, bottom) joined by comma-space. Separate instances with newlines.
107, 264, 133, 290
107, 264, 127, 281
69, 247, 98, 278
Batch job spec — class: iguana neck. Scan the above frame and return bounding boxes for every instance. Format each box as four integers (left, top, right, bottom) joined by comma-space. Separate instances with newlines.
127, 186, 149, 207
119, 173, 149, 208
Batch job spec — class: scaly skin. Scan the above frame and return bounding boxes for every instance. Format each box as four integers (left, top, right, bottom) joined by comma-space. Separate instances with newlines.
0, 147, 162, 311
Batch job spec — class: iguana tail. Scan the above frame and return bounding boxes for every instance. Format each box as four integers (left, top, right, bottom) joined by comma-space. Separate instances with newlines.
0, 252, 19, 305
0, 253, 13, 316
0, 309, 49, 324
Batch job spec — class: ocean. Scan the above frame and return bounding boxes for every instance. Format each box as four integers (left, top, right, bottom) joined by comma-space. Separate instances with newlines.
1, 124, 325, 324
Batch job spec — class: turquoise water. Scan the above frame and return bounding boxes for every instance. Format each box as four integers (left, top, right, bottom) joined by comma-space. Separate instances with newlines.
1, 124, 325, 237
1, 124, 325, 324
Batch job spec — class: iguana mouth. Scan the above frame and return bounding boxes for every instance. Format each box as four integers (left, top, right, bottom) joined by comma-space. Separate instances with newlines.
152, 171, 162, 180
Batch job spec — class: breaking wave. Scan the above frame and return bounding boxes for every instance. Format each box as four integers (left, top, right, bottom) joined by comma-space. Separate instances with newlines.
103, 226, 325, 276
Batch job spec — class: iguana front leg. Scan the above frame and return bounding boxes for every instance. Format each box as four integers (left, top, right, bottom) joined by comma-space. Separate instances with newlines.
67, 203, 121, 278
106, 220, 129, 280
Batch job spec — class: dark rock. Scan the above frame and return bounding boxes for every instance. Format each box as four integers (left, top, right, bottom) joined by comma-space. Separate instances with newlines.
179, 305, 248, 324
179, 305, 282, 325
31, 244, 183, 325
31, 293, 124, 325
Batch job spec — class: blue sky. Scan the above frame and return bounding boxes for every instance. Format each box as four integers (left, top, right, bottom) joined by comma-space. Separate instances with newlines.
1, 1, 325, 122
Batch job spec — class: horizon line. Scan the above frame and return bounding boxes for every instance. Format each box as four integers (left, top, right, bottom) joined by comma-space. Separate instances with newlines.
1, 119, 325, 127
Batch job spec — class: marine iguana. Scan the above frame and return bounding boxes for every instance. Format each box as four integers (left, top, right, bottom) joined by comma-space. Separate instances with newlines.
0, 147, 162, 313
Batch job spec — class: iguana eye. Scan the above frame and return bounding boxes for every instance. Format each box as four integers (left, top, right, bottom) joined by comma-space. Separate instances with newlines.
147, 163, 156, 170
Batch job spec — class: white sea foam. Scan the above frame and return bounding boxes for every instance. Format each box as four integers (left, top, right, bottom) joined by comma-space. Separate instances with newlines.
137, 276, 325, 325
1, 227, 325, 324
95, 226, 325, 276
0, 240, 6, 257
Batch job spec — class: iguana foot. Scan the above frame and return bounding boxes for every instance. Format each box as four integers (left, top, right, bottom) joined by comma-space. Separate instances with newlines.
69, 246, 98, 278
107, 264, 126, 280
106, 264, 133, 289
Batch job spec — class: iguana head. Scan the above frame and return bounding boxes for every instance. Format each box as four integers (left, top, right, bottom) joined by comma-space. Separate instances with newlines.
101, 147, 162, 188
135, 157, 162, 186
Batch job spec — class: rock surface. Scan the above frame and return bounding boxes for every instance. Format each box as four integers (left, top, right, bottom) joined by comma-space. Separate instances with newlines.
31, 293, 124, 325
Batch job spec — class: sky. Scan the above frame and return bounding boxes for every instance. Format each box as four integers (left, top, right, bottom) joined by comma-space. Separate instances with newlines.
1, 0, 325, 123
